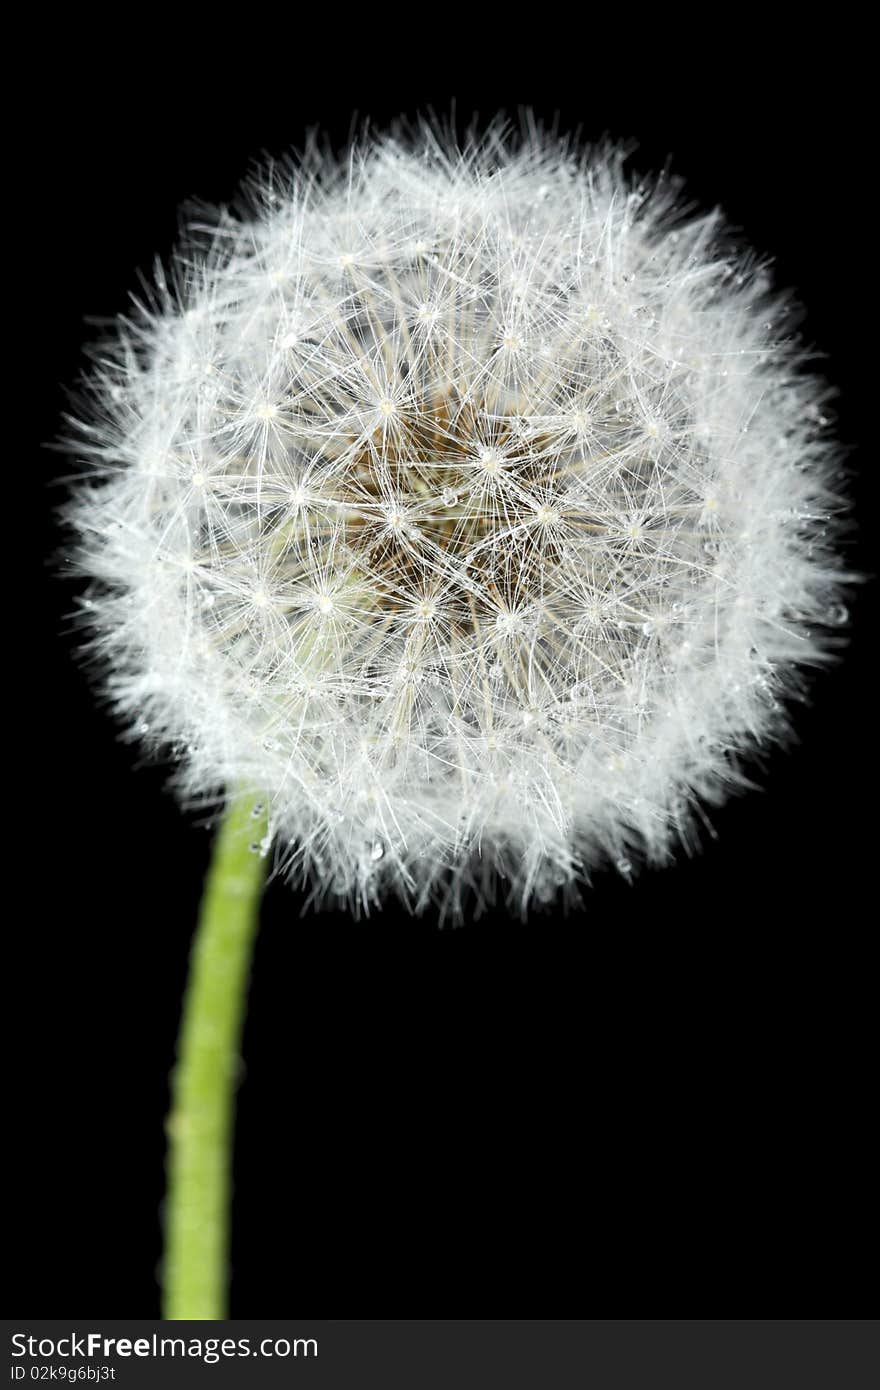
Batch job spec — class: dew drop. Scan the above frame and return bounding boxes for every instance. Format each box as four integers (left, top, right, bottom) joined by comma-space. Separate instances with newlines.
828, 603, 849, 626
370, 839, 385, 862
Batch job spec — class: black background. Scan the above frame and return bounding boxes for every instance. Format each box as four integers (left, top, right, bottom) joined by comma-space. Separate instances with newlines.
16, 21, 875, 1316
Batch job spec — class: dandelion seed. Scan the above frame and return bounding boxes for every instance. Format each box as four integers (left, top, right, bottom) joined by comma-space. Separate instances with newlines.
67, 122, 850, 916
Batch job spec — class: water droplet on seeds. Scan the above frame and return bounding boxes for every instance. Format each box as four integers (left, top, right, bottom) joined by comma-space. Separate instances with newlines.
370, 839, 385, 862
828, 603, 849, 625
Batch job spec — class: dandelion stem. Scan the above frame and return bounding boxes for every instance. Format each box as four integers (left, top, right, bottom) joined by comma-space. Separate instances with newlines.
162, 793, 268, 1319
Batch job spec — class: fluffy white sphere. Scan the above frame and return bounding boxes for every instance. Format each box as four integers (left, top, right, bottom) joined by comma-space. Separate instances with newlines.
70, 127, 848, 914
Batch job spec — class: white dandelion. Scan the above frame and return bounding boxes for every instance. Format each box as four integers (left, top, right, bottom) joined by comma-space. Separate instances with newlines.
68, 123, 850, 916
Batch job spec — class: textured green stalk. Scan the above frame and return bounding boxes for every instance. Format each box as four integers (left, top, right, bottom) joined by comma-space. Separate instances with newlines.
162, 794, 268, 1320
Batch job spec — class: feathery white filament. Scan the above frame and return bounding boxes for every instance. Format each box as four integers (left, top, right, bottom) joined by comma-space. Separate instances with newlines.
69, 127, 848, 914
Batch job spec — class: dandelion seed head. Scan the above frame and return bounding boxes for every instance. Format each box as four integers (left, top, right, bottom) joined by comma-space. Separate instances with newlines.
67, 123, 850, 915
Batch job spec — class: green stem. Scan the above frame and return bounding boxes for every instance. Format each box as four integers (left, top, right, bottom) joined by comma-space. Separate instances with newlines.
162, 792, 268, 1320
